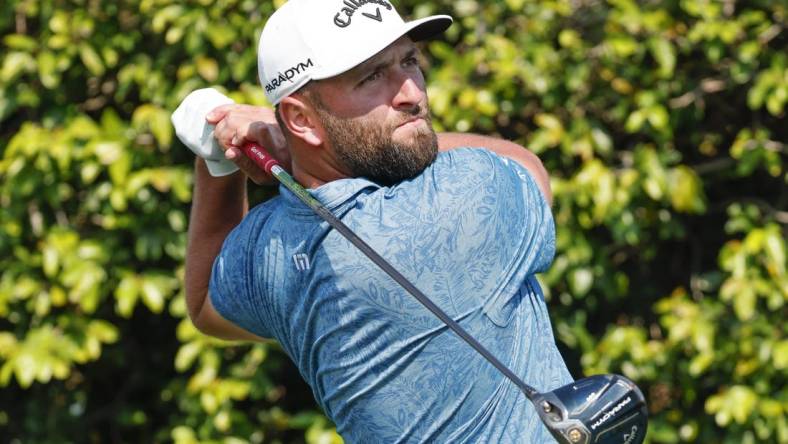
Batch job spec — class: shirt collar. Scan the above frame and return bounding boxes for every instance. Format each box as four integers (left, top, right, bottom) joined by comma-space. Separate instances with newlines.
279, 177, 381, 216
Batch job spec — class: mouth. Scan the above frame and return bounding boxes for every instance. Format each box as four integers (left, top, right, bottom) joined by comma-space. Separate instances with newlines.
396, 116, 427, 129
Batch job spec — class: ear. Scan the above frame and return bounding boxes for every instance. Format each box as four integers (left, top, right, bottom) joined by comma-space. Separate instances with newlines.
278, 96, 325, 147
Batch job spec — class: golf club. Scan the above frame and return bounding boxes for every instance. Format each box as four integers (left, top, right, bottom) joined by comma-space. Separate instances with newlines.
240, 142, 649, 444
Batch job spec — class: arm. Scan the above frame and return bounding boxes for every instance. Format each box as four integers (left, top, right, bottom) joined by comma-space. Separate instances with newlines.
198, 101, 550, 203
184, 158, 265, 342
437, 132, 552, 205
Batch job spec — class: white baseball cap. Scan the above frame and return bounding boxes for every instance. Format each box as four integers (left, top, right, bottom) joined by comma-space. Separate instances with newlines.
258, 0, 452, 105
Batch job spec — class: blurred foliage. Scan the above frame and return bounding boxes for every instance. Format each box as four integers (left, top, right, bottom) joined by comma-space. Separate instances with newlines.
0, 0, 785, 443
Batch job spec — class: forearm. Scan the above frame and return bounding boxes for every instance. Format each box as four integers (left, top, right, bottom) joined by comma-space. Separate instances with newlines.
437, 132, 552, 204
185, 158, 248, 326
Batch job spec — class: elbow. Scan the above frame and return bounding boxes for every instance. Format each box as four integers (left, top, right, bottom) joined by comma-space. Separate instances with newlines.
530, 154, 553, 205
187, 310, 209, 335
515, 148, 552, 205
188, 302, 219, 337
184, 285, 211, 334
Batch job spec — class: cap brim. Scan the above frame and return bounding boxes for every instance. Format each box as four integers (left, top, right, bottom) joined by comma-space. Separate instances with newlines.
405, 15, 453, 42
312, 14, 453, 81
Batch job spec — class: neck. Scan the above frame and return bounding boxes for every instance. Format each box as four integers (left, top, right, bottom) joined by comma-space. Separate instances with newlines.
289, 144, 351, 189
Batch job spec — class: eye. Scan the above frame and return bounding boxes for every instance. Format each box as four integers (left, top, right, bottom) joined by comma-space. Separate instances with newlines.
359, 70, 382, 86
403, 56, 419, 67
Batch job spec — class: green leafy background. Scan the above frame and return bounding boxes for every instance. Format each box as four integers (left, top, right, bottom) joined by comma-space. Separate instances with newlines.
0, 0, 785, 443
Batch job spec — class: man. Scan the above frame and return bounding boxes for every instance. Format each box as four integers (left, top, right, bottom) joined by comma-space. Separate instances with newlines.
179, 0, 573, 441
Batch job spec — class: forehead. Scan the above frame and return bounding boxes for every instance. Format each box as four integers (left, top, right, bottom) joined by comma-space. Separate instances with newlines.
353, 37, 417, 70
332, 36, 418, 82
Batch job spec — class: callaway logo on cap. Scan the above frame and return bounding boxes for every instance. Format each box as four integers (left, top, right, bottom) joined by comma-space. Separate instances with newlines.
333, 0, 393, 28
257, 0, 452, 105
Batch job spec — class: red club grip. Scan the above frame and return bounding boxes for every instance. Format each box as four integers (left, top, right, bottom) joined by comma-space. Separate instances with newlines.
241, 143, 279, 175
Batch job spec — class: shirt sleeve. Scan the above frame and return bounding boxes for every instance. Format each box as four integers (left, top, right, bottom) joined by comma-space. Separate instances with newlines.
492, 152, 556, 273
430, 148, 556, 326
208, 205, 275, 339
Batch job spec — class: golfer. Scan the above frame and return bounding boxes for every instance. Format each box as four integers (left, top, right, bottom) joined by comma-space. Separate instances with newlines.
181, 0, 573, 441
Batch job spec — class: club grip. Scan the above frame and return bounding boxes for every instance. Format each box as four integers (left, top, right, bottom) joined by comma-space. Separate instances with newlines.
241, 143, 279, 175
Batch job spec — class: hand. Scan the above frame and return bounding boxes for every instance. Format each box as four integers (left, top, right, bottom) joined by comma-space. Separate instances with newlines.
206, 104, 291, 185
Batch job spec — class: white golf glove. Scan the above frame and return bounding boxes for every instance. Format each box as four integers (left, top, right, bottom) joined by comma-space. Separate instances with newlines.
171, 88, 239, 177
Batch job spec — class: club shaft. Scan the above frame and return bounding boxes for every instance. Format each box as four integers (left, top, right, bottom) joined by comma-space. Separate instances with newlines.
242, 144, 539, 400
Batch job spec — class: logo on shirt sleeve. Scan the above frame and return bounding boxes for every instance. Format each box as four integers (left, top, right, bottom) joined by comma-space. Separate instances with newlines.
293, 253, 311, 271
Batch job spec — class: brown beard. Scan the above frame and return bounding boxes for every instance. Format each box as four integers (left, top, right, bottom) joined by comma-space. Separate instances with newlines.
313, 102, 439, 186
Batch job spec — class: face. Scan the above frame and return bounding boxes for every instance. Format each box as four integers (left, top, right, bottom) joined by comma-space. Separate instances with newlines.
308, 37, 438, 186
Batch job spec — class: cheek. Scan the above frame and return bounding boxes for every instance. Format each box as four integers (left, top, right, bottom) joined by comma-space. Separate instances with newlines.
327, 97, 386, 121
353, 105, 395, 130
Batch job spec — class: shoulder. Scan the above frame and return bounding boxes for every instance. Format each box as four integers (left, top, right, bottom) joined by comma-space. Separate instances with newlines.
435, 136, 552, 202
434, 146, 498, 167
428, 147, 504, 182
430, 148, 542, 193
373, 148, 546, 221
223, 195, 284, 247
248, 194, 284, 218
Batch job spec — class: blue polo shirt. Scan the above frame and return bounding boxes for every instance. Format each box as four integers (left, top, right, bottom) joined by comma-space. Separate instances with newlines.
210, 148, 572, 443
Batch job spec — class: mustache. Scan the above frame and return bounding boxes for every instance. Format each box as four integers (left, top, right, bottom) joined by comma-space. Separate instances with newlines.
392, 105, 431, 128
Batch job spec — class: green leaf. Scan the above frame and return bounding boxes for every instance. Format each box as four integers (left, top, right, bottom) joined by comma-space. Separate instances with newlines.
175, 342, 202, 372
88, 320, 119, 343
196, 56, 219, 82
0, 333, 18, 357
534, 113, 565, 147
668, 165, 706, 213
590, 128, 613, 154
79, 43, 105, 76
140, 275, 175, 314
648, 37, 676, 77
115, 275, 140, 318
646, 105, 670, 131
774, 340, 788, 370
689, 352, 713, 376
132, 104, 174, 148
80, 162, 100, 184
141, 280, 165, 313
1, 52, 36, 82
625, 110, 646, 132
171, 426, 198, 444
151, 5, 184, 33
759, 399, 784, 418
37, 51, 60, 89
109, 152, 133, 185
14, 352, 37, 388
608, 36, 639, 57
42, 245, 59, 278
766, 85, 786, 115
732, 284, 757, 321
205, 23, 238, 50
91, 141, 124, 165
558, 29, 581, 49
3, 34, 38, 51
569, 268, 594, 296
763, 225, 786, 277
48, 11, 70, 34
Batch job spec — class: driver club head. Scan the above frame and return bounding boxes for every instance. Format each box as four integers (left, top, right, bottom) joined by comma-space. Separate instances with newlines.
533, 374, 648, 444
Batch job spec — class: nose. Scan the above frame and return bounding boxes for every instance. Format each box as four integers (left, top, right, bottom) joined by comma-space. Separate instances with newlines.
391, 71, 425, 112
